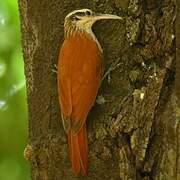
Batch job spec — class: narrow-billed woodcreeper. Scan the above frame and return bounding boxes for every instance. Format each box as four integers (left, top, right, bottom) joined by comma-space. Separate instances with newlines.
57, 9, 122, 175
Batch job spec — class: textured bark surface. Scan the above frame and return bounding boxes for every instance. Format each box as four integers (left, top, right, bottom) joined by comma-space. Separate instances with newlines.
18, 0, 178, 179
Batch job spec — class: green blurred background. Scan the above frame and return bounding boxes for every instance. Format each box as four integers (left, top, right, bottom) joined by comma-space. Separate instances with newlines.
0, 1, 30, 179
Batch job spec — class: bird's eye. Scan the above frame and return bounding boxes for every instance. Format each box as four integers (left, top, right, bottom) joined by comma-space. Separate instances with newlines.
71, 16, 80, 21
86, 11, 91, 16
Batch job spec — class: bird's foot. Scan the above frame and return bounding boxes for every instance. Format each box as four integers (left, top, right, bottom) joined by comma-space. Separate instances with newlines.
51, 64, 58, 74
101, 59, 122, 84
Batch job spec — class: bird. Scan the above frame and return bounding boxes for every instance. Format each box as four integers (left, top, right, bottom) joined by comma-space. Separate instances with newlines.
57, 8, 122, 175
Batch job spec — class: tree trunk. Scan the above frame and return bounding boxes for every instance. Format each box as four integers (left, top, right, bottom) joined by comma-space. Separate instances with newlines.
18, 0, 178, 179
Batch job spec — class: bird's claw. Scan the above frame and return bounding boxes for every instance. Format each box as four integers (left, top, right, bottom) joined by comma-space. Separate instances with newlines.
51, 64, 58, 74
101, 59, 122, 84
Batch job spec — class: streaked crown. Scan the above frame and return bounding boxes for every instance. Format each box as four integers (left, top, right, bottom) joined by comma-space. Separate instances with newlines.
65, 9, 93, 20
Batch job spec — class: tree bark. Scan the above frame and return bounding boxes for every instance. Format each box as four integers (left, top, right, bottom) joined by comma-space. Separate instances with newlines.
18, 0, 178, 179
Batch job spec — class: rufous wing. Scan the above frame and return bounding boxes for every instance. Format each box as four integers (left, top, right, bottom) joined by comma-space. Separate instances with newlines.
70, 37, 102, 133
58, 33, 102, 133
58, 39, 73, 132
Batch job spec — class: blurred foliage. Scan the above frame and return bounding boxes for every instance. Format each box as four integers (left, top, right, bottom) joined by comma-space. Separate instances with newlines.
0, 1, 30, 180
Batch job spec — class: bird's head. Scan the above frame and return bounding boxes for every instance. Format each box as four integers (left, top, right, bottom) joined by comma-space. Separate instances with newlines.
64, 9, 122, 37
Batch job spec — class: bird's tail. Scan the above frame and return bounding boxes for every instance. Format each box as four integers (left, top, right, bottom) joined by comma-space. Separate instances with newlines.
68, 124, 88, 175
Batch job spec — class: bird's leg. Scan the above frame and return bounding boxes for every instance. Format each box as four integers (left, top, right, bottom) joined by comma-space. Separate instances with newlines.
97, 59, 122, 103
101, 59, 122, 84
51, 64, 58, 74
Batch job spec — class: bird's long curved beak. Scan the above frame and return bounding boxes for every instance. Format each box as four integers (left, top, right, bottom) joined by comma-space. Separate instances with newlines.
93, 13, 122, 21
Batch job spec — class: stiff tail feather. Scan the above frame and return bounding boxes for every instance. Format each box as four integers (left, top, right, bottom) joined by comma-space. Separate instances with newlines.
68, 124, 88, 175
